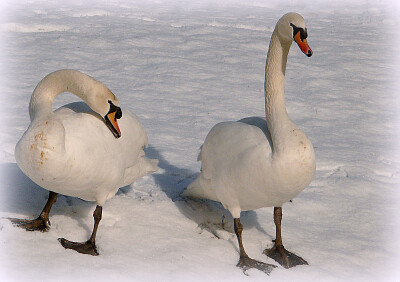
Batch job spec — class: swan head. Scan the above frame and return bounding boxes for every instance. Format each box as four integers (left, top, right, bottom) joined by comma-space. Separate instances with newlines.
276, 12, 312, 57
87, 87, 122, 138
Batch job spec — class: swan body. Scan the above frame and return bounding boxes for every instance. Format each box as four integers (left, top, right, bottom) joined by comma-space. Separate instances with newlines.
12, 69, 157, 255
15, 70, 158, 205
16, 102, 156, 205
188, 116, 315, 217
185, 13, 315, 219
184, 13, 315, 271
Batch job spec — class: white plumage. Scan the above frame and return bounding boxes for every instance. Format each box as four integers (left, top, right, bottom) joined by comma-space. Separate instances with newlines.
12, 69, 158, 255
15, 70, 158, 205
184, 12, 315, 271
16, 102, 157, 205
186, 116, 315, 218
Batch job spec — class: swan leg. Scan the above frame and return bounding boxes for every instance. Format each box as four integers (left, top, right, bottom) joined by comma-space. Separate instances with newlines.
234, 218, 276, 275
9, 191, 58, 232
58, 205, 102, 256
263, 207, 308, 268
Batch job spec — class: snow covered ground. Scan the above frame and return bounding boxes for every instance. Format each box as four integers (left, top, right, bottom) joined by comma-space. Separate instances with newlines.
0, 0, 399, 281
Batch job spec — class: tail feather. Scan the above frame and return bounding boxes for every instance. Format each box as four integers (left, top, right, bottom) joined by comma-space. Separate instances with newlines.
182, 174, 216, 201
182, 176, 201, 198
122, 157, 158, 186
143, 157, 159, 174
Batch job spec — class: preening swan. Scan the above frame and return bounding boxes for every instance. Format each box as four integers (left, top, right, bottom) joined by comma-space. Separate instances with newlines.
11, 69, 158, 255
183, 13, 315, 273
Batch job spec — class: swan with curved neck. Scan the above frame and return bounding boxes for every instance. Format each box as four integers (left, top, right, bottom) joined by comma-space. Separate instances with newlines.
11, 69, 158, 256
29, 70, 122, 137
184, 13, 315, 273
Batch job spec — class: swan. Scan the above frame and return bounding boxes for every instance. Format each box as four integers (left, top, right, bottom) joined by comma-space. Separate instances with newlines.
183, 13, 315, 273
10, 69, 158, 255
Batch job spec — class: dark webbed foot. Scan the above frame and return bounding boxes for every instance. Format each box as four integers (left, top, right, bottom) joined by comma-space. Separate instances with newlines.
234, 217, 276, 275
266, 207, 308, 268
58, 205, 103, 256
58, 238, 99, 256
237, 255, 276, 275
264, 244, 308, 268
8, 191, 58, 232
9, 216, 51, 232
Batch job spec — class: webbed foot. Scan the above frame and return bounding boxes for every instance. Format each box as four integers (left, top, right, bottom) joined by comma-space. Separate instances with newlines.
8, 191, 57, 232
9, 216, 50, 232
264, 244, 307, 268
58, 238, 99, 256
237, 255, 276, 275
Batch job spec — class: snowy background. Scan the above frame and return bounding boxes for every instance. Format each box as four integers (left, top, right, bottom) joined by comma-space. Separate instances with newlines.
0, 0, 399, 281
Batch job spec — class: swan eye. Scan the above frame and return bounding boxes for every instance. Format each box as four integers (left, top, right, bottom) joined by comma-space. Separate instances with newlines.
290, 23, 307, 41
115, 108, 122, 119
107, 100, 122, 120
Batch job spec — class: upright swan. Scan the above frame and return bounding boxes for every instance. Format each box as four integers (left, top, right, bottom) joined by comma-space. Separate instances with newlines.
11, 69, 158, 255
183, 13, 315, 273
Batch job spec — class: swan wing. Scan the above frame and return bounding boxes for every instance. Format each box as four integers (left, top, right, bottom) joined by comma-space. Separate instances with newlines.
200, 121, 272, 181
185, 120, 272, 210
30, 103, 156, 203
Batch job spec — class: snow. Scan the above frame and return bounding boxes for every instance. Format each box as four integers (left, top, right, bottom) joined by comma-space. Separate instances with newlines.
1, 0, 400, 281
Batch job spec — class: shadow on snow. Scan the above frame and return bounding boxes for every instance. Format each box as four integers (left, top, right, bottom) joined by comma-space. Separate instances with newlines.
1, 145, 272, 249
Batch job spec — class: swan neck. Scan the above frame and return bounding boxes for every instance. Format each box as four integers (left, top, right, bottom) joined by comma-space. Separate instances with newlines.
28, 70, 106, 121
264, 30, 292, 137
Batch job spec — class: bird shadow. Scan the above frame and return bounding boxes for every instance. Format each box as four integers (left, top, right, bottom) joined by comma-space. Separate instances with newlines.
143, 145, 196, 200
143, 145, 272, 243
1, 146, 272, 247
0, 162, 97, 236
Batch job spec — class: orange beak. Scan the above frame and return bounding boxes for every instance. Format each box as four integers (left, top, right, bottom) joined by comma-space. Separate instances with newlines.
105, 111, 121, 138
294, 31, 313, 57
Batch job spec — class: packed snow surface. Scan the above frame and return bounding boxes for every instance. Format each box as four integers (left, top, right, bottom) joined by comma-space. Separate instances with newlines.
0, 0, 399, 281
